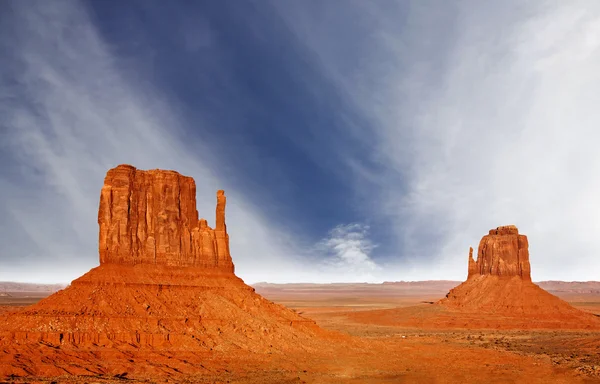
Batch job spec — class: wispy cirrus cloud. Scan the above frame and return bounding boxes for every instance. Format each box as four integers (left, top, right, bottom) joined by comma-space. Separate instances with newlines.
0, 0, 313, 284
3, 0, 599, 284
275, 1, 600, 281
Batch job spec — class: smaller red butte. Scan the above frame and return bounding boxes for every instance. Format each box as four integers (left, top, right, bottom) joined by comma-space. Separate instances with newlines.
467, 225, 531, 280
438, 225, 600, 327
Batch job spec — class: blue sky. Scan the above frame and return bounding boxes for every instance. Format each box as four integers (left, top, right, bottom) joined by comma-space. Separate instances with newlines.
1, 0, 600, 283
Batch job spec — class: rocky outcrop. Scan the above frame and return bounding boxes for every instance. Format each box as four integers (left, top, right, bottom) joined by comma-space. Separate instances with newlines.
467, 225, 531, 281
98, 164, 233, 271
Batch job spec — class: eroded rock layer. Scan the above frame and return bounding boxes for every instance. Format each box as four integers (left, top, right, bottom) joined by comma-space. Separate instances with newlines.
98, 165, 233, 271
468, 225, 530, 280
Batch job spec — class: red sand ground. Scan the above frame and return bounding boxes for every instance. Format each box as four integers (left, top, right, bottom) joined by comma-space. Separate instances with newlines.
1, 281, 599, 383
257, 282, 600, 382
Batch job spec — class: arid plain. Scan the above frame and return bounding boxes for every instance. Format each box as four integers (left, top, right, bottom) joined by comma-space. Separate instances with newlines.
1, 166, 599, 383
2, 281, 599, 383
256, 281, 600, 381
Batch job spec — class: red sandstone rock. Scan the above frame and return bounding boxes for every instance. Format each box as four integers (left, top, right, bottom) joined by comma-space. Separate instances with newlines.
467, 225, 530, 280
438, 226, 600, 326
0, 165, 327, 378
214, 190, 232, 269
98, 164, 233, 271
467, 247, 476, 278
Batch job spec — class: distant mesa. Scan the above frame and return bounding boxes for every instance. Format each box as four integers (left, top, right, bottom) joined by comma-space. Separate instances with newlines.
0, 164, 327, 378
348, 225, 600, 330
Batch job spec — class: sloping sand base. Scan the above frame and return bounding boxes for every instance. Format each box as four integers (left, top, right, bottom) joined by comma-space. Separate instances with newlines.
349, 276, 600, 330
0, 264, 337, 377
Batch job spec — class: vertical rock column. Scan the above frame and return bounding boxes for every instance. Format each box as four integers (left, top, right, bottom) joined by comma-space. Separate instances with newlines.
98, 165, 137, 265
215, 190, 234, 272
467, 247, 477, 279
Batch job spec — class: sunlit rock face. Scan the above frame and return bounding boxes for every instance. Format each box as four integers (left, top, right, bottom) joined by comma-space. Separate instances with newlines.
467, 225, 530, 281
98, 164, 234, 272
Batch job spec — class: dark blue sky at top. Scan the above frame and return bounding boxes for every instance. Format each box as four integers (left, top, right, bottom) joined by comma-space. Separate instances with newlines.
84, 0, 403, 254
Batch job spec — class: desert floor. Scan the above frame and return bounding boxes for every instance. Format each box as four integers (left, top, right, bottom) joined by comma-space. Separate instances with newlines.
1, 283, 600, 383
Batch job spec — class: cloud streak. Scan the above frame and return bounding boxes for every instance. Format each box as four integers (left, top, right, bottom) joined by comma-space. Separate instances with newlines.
276, 1, 600, 280
0, 0, 321, 284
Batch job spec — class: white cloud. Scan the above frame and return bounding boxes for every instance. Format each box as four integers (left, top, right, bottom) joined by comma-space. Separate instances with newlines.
390, 2, 600, 281
314, 223, 380, 282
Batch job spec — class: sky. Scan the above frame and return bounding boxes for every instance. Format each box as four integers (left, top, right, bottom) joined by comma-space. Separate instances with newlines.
1, 0, 599, 284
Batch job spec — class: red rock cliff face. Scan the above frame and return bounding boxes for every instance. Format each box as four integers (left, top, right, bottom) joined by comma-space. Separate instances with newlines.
467, 225, 530, 281
98, 164, 234, 271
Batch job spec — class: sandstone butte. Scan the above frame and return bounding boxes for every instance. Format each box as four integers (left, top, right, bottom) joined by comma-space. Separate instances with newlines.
97, 165, 234, 270
348, 225, 600, 330
0, 165, 334, 378
438, 225, 600, 326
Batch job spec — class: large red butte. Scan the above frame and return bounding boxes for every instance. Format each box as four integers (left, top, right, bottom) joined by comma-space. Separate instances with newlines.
98, 164, 233, 271
0, 165, 324, 378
